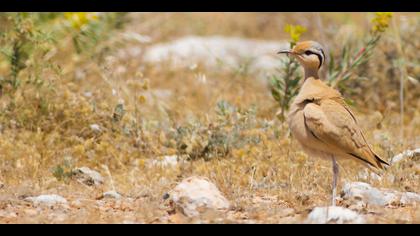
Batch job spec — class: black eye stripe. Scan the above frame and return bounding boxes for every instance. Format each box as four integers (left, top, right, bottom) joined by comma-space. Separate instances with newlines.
320, 49, 326, 61
304, 50, 323, 68
315, 52, 323, 68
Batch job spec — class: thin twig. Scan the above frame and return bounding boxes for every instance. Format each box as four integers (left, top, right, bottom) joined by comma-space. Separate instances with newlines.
392, 13, 406, 148
102, 164, 116, 192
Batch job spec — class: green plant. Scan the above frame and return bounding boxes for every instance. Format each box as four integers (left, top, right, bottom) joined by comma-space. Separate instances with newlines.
52, 156, 75, 182
64, 13, 128, 56
268, 24, 306, 121
173, 100, 261, 161
0, 13, 59, 91
327, 13, 393, 89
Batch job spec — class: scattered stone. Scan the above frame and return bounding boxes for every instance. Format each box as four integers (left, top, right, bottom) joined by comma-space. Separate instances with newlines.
102, 191, 122, 199
0, 210, 18, 219
72, 167, 104, 186
74, 69, 86, 80
23, 208, 39, 216
83, 91, 93, 98
305, 206, 365, 224
123, 32, 152, 44
342, 182, 420, 207
400, 192, 420, 205
149, 155, 179, 167
25, 194, 68, 206
122, 220, 143, 224
0, 181, 4, 189
391, 148, 420, 164
347, 200, 367, 212
165, 176, 230, 217
90, 124, 101, 133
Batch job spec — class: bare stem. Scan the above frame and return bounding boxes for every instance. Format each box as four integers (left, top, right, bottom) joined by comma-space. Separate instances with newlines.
392, 14, 406, 147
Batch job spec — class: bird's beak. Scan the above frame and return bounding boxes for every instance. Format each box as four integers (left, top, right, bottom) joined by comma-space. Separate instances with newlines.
277, 49, 292, 54
278, 49, 297, 56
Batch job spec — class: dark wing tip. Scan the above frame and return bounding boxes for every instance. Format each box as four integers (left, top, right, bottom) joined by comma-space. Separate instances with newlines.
375, 154, 390, 168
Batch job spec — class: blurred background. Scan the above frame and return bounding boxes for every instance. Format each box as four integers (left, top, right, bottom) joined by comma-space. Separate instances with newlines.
0, 13, 419, 223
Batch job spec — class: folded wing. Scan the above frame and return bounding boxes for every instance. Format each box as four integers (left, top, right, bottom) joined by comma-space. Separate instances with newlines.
303, 98, 388, 169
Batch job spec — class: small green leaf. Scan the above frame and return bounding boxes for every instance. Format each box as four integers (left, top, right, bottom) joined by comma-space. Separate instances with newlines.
113, 103, 125, 122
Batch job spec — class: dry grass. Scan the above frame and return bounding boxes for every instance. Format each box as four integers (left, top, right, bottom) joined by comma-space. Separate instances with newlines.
0, 13, 419, 223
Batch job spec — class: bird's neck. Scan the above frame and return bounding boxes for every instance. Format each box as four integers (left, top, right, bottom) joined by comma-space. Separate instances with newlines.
304, 68, 319, 80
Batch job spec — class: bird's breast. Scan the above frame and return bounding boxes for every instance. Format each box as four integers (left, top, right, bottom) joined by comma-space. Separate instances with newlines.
287, 101, 332, 159
287, 104, 310, 145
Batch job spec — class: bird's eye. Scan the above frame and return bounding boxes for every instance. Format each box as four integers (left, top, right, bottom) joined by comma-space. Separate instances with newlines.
304, 50, 312, 56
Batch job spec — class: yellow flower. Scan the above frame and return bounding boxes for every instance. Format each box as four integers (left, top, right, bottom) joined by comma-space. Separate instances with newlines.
284, 24, 307, 43
142, 79, 149, 90
371, 12, 393, 33
138, 95, 147, 104
234, 149, 246, 159
64, 12, 99, 30
137, 159, 146, 168
87, 13, 98, 21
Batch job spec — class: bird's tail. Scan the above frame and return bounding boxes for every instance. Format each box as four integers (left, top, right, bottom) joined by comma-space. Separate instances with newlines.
374, 153, 390, 170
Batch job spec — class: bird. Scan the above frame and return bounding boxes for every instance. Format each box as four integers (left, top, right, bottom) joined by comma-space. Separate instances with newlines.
277, 40, 389, 206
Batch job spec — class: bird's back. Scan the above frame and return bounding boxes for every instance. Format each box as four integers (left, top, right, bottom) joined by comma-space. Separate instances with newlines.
288, 77, 389, 169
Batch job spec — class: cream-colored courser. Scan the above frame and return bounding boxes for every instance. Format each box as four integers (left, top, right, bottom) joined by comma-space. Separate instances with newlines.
278, 41, 389, 206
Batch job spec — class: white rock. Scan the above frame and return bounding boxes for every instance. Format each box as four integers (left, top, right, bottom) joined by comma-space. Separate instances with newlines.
123, 32, 152, 44
122, 220, 143, 224
149, 155, 179, 167
102, 191, 122, 199
128, 47, 143, 57
400, 192, 420, 205
74, 69, 86, 80
391, 148, 420, 164
25, 194, 68, 206
0, 210, 18, 218
83, 91, 93, 98
166, 176, 230, 217
90, 124, 101, 132
342, 182, 420, 206
305, 206, 365, 224
73, 167, 104, 186
143, 36, 287, 74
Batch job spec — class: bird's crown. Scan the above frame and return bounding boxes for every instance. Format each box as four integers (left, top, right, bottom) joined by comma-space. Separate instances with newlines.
292, 41, 325, 56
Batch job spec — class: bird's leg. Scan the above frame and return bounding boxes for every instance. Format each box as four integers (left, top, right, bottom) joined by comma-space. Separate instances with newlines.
331, 156, 339, 206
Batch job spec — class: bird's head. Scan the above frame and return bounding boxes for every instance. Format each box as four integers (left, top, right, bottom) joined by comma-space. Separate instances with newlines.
278, 41, 326, 71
